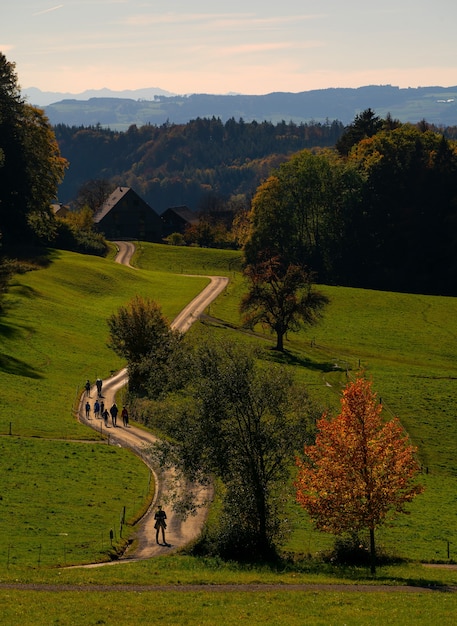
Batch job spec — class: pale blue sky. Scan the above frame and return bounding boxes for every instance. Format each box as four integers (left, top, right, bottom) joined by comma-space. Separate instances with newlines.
2, 0, 456, 95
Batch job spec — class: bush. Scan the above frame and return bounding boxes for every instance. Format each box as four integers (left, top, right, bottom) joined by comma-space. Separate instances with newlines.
53, 220, 107, 256
322, 532, 403, 567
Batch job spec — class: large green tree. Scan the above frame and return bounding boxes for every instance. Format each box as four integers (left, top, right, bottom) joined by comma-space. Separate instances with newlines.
347, 124, 457, 292
150, 340, 318, 560
245, 149, 364, 281
107, 295, 187, 397
0, 53, 67, 246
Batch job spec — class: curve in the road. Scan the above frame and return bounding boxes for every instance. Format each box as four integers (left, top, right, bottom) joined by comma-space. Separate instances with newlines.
77, 242, 228, 563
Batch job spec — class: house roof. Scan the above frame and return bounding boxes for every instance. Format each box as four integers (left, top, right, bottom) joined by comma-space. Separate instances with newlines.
51, 203, 70, 217
162, 205, 199, 225
93, 186, 132, 223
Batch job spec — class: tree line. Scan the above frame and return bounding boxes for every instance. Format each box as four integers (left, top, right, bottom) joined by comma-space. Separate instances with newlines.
54, 116, 344, 210
57, 110, 457, 295
246, 110, 457, 295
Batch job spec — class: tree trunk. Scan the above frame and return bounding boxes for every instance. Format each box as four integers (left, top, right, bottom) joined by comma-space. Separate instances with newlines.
369, 527, 376, 574
275, 331, 284, 351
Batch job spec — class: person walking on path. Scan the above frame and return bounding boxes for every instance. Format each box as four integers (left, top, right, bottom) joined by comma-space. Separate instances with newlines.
85, 401, 91, 419
102, 408, 109, 427
85, 380, 91, 397
100, 400, 105, 417
96, 378, 103, 398
110, 403, 118, 427
154, 505, 169, 546
93, 399, 100, 419
121, 406, 129, 427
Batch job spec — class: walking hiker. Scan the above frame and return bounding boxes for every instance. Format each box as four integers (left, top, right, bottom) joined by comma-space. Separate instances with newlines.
121, 406, 129, 427
85, 379, 91, 397
94, 399, 100, 419
96, 378, 103, 398
154, 505, 168, 545
102, 408, 109, 427
110, 403, 118, 427
85, 401, 90, 418
100, 400, 105, 417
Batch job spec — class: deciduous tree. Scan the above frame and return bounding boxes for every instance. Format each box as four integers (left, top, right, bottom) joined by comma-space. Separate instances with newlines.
241, 255, 329, 351
295, 377, 424, 573
107, 296, 185, 396
149, 340, 318, 560
0, 53, 67, 245
244, 150, 364, 281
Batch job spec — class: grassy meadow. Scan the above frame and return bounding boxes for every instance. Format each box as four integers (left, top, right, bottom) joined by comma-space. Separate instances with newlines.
0, 242, 456, 623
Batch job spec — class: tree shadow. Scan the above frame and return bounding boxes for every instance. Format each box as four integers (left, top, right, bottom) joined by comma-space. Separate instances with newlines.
0, 320, 43, 379
266, 347, 342, 374
199, 316, 345, 375
3, 245, 60, 269
0, 352, 43, 378
4, 282, 40, 299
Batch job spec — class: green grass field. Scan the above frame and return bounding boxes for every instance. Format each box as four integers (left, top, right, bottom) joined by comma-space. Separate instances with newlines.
0, 242, 456, 623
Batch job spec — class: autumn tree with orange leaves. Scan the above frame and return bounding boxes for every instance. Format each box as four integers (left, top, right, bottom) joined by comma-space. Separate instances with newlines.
295, 377, 423, 573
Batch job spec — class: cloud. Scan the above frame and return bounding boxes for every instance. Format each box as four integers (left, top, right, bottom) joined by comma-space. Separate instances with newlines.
216, 40, 324, 57
33, 5, 64, 17
123, 12, 324, 29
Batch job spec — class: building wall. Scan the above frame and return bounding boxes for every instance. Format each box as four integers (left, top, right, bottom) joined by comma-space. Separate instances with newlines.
97, 192, 162, 241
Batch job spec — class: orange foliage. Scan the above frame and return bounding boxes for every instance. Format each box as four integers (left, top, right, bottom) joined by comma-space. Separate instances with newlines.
295, 377, 424, 535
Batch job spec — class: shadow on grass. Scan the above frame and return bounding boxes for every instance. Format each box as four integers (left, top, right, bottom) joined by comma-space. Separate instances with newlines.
5, 282, 40, 299
200, 315, 341, 374
265, 347, 341, 374
274, 553, 457, 591
0, 352, 43, 379
3, 245, 60, 269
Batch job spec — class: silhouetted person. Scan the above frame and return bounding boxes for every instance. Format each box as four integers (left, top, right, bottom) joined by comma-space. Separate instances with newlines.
154, 505, 168, 545
110, 403, 118, 427
96, 378, 103, 397
85, 380, 91, 397
121, 406, 129, 427
85, 401, 90, 418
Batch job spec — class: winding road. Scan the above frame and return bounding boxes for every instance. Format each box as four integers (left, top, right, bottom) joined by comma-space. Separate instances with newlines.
78, 241, 228, 563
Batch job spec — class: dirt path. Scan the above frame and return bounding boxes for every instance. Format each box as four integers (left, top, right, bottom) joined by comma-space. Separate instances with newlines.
77, 242, 228, 563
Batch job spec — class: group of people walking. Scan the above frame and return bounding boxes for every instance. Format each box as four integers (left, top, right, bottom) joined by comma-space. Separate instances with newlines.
84, 378, 171, 547
84, 378, 128, 428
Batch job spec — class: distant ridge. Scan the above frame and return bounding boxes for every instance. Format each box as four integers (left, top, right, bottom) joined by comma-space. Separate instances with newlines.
23, 86, 176, 106
24, 84, 457, 129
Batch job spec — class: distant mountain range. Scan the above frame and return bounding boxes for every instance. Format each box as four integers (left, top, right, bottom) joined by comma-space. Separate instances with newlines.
23, 85, 457, 130
23, 86, 176, 106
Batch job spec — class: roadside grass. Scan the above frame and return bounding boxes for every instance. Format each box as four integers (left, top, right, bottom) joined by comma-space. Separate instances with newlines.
0, 438, 151, 568
0, 248, 208, 438
1, 588, 457, 626
176, 246, 457, 566
2, 551, 457, 588
134, 241, 244, 276
1, 242, 457, 607
0, 248, 207, 567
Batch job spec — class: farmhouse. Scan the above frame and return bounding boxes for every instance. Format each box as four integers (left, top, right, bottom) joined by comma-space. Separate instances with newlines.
161, 205, 199, 238
93, 186, 162, 241
51, 202, 70, 218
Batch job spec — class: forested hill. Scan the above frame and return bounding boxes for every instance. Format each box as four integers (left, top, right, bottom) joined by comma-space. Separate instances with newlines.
41, 85, 457, 130
55, 118, 344, 210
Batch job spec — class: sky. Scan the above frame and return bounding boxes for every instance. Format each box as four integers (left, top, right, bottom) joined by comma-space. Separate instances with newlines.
1, 0, 457, 96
